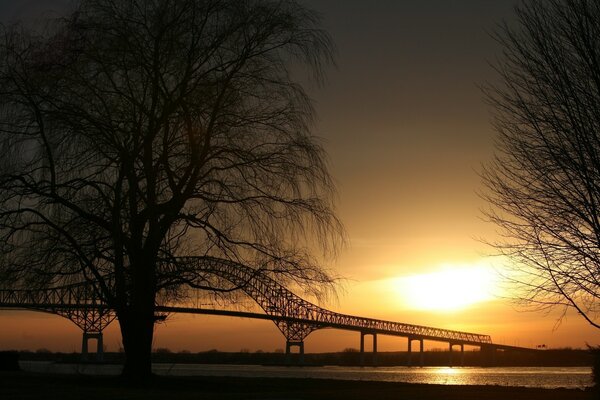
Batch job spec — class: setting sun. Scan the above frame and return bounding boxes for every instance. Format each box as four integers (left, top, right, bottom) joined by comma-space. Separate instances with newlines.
393, 262, 497, 312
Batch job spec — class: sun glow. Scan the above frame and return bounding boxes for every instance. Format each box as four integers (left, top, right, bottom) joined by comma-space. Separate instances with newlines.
393, 262, 497, 312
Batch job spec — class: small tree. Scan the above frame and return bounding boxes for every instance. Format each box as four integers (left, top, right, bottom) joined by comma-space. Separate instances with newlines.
0, 0, 342, 380
482, 0, 600, 330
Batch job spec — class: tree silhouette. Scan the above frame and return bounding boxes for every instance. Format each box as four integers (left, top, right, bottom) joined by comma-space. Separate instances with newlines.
483, 0, 600, 330
0, 0, 342, 379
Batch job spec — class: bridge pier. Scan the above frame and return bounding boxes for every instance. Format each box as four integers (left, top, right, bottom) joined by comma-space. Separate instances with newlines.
448, 342, 464, 367
81, 331, 103, 362
407, 337, 424, 367
285, 340, 304, 365
359, 332, 377, 366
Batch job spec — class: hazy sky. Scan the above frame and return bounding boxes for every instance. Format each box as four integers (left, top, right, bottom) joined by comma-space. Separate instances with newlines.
0, 0, 598, 353
309, 0, 514, 279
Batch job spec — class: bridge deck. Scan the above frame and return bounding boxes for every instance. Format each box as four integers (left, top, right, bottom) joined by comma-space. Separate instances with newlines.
156, 306, 495, 347
0, 297, 525, 349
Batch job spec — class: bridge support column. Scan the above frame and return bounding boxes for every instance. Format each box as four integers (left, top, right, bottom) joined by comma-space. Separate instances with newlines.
448, 343, 465, 367
285, 340, 304, 366
360, 332, 365, 366
359, 332, 377, 367
81, 331, 103, 362
373, 333, 377, 366
407, 337, 424, 367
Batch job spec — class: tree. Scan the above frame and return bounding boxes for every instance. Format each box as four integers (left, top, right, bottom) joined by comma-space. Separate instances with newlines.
482, 0, 600, 330
0, 0, 342, 379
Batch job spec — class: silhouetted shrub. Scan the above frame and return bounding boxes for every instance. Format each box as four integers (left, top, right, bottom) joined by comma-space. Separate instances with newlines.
154, 348, 172, 354
0, 351, 19, 371
35, 348, 51, 354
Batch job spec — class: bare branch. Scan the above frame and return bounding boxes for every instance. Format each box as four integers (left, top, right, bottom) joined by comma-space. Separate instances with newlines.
482, 0, 600, 330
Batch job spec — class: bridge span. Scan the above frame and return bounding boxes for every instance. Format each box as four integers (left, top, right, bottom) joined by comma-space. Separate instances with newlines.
0, 256, 533, 365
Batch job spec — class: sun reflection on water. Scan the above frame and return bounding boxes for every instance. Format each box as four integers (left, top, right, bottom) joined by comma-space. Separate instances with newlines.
432, 367, 462, 375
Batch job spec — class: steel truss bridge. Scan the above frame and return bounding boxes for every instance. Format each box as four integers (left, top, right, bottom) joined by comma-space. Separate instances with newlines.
0, 257, 531, 365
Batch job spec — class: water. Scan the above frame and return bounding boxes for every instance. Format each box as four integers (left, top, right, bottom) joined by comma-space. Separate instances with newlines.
20, 361, 593, 389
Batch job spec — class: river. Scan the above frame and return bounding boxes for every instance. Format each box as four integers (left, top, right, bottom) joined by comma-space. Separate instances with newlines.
20, 361, 593, 389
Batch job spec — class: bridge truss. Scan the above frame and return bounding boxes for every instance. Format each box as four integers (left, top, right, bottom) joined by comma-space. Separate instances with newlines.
0, 256, 504, 364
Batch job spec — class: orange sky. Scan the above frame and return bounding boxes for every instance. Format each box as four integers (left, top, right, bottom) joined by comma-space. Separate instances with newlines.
0, 0, 598, 353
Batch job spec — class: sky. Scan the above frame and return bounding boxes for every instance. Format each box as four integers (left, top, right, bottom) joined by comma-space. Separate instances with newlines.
0, 1, 598, 354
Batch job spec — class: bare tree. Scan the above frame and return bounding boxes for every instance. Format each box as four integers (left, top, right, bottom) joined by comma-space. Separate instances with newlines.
482, 0, 600, 330
0, 0, 343, 379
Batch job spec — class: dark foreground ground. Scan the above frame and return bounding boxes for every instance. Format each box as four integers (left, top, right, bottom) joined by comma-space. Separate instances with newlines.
0, 371, 596, 400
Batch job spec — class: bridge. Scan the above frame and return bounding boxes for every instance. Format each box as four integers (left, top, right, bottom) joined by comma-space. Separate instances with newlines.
0, 257, 530, 365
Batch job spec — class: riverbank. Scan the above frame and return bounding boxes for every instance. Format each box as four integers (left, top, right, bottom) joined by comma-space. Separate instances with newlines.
13, 348, 595, 367
0, 371, 595, 400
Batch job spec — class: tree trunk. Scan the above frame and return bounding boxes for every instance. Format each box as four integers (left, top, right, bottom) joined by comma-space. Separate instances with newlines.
117, 250, 158, 381
120, 308, 155, 381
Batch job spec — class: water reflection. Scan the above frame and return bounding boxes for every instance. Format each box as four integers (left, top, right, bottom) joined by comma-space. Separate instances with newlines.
19, 362, 593, 389
433, 367, 461, 375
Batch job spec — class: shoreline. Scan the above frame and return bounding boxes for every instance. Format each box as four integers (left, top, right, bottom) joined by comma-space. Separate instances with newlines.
0, 371, 595, 400
10, 348, 595, 368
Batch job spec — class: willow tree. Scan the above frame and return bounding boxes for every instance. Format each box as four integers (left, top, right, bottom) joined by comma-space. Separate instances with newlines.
0, 0, 342, 379
483, 0, 600, 330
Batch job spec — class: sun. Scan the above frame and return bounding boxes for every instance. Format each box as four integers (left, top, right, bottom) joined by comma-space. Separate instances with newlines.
393, 262, 497, 312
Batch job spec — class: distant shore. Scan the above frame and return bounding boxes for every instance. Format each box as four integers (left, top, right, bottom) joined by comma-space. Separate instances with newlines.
0, 371, 595, 400
12, 347, 595, 367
